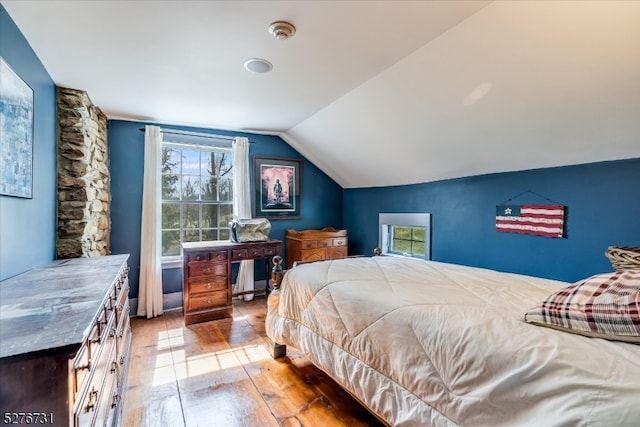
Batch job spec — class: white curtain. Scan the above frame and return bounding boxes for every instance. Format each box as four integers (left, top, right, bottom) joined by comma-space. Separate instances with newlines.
138, 125, 164, 318
232, 136, 254, 301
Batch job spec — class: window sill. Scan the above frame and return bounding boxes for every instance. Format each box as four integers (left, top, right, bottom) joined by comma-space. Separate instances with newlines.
162, 257, 183, 269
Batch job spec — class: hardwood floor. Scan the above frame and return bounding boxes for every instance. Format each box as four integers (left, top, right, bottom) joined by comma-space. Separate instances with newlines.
122, 296, 385, 427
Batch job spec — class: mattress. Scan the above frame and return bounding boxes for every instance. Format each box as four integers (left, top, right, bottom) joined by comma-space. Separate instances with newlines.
265, 256, 640, 426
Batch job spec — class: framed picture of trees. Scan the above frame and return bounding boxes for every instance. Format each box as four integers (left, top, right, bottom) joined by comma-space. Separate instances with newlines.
253, 156, 301, 219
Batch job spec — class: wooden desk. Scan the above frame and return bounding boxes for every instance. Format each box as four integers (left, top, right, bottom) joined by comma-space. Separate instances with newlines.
181, 240, 282, 325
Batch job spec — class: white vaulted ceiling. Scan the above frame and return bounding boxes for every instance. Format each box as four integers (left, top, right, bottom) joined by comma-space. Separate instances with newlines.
2, 1, 639, 188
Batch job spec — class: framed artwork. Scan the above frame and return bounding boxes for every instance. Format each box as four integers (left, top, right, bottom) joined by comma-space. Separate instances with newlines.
0, 56, 34, 198
253, 156, 301, 219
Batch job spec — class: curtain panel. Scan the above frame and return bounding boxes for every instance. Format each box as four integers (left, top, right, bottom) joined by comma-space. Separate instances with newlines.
138, 125, 164, 318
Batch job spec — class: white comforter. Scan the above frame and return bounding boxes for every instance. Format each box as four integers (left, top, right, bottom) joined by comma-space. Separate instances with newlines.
266, 256, 640, 426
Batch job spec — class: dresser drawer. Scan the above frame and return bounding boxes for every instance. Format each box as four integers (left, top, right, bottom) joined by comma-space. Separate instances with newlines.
333, 237, 347, 247
188, 262, 227, 278
299, 248, 326, 263
188, 291, 229, 312
301, 240, 318, 249
74, 333, 117, 427
328, 246, 348, 259
189, 277, 227, 294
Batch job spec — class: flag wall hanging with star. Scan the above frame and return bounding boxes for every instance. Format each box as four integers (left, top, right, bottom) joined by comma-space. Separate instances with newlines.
495, 205, 565, 238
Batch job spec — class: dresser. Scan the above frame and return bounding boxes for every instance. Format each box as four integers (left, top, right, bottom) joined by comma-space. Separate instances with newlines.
285, 228, 348, 269
182, 240, 282, 325
0, 255, 131, 427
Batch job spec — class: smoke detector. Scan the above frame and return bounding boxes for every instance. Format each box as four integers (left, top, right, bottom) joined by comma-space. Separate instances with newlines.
269, 21, 296, 40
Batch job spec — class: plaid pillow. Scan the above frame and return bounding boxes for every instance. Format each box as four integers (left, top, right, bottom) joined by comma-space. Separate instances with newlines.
524, 270, 640, 343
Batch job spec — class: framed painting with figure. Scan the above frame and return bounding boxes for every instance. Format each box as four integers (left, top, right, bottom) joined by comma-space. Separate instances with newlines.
253, 156, 301, 219
0, 56, 33, 198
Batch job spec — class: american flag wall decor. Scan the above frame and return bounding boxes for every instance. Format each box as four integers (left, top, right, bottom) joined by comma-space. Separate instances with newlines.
496, 205, 565, 238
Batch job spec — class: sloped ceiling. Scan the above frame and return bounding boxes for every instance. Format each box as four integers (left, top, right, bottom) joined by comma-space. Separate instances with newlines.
2, 1, 639, 188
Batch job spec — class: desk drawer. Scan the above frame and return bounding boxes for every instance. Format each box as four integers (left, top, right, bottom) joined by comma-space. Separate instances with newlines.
189, 277, 228, 294
189, 262, 227, 278
231, 249, 249, 260
188, 291, 229, 311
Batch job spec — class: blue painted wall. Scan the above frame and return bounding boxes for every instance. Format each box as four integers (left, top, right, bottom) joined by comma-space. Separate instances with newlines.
344, 158, 640, 283
108, 120, 343, 299
0, 5, 57, 280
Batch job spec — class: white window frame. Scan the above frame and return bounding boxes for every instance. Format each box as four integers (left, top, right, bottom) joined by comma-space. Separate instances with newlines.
379, 213, 431, 260
160, 135, 234, 268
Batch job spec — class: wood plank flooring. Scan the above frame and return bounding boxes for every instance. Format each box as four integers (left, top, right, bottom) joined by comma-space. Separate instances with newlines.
122, 296, 385, 427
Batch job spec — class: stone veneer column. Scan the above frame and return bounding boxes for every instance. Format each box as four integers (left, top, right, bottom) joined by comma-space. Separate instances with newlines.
56, 86, 110, 258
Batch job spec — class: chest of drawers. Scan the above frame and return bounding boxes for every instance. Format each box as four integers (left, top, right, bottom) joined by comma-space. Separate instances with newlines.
0, 255, 131, 427
285, 228, 348, 269
182, 240, 282, 325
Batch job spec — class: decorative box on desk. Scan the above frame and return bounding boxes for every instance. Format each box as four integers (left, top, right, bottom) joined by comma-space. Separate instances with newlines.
0, 255, 131, 427
182, 240, 282, 325
285, 228, 348, 269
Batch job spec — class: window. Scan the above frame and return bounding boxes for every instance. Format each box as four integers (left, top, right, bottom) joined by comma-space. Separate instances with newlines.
379, 213, 431, 260
161, 141, 233, 259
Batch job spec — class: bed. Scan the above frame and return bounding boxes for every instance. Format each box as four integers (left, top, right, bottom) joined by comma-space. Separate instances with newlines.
265, 255, 640, 426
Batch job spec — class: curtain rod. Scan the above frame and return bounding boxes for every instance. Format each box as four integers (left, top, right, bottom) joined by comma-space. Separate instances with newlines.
137, 127, 253, 143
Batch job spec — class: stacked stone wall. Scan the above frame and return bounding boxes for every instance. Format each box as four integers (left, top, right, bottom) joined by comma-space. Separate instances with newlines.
56, 87, 110, 258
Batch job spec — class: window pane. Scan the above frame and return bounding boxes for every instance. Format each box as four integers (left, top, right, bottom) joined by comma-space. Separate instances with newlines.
218, 178, 233, 202
183, 229, 200, 243
392, 239, 411, 254
200, 152, 216, 178
412, 227, 425, 242
220, 204, 233, 226
162, 174, 180, 200
219, 228, 230, 240
202, 204, 218, 228
181, 176, 200, 201
184, 203, 200, 229
216, 152, 233, 178
162, 230, 180, 257
202, 229, 217, 241
162, 148, 180, 174
393, 226, 411, 240
162, 203, 181, 228
181, 150, 200, 175
412, 240, 426, 256
200, 177, 217, 201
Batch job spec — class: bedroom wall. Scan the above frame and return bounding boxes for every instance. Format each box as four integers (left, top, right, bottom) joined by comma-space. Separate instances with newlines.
344, 158, 640, 283
0, 5, 57, 280
108, 120, 343, 303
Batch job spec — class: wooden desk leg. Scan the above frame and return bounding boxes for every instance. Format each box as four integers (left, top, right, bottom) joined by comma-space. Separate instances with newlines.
268, 255, 287, 358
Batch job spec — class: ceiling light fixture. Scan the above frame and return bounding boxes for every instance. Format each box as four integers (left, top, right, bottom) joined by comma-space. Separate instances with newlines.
269, 21, 296, 40
244, 58, 273, 74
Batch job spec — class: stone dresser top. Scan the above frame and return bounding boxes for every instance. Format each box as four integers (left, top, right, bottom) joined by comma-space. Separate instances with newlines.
0, 254, 129, 359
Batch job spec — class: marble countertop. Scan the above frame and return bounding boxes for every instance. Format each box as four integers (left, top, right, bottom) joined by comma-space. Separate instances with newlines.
0, 254, 129, 359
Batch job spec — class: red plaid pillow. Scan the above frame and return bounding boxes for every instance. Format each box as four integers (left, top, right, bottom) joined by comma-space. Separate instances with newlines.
524, 270, 640, 343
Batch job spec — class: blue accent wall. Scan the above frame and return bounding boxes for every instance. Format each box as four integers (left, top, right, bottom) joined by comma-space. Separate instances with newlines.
0, 5, 57, 280
344, 158, 640, 283
108, 120, 343, 299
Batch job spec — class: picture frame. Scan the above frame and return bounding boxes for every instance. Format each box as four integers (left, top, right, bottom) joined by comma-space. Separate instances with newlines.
253, 156, 301, 219
0, 56, 34, 199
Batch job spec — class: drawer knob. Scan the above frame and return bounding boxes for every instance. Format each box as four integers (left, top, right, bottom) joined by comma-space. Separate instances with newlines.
203, 267, 211, 274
